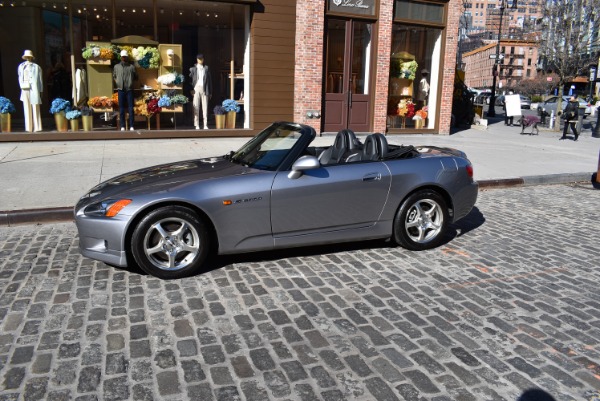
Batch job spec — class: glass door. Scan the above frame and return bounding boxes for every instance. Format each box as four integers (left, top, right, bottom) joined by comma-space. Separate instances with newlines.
324, 19, 372, 133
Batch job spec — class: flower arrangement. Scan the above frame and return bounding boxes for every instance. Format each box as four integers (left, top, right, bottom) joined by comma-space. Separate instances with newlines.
50, 98, 71, 114
134, 91, 162, 116
88, 96, 114, 109
214, 105, 226, 115
112, 92, 119, 107
157, 95, 171, 108
170, 94, 189, 105
0, 97, 16, 114
128, 46, 160, 69
157, 72, 184, 86
147, 98, 161, 115
222, 99, 240, 113
398, 60, 418, 80
397, 99, 415, 118
414, 107, 428, 120
82, 45, 115, 60
65, 110, 82, 120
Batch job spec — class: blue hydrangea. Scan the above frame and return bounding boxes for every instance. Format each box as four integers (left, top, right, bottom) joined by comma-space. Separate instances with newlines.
50, 98, 71, 114
0, 97, 16, 114
65, 110, 82, 120
157, 96, 171, 107
222, 99, 240, 113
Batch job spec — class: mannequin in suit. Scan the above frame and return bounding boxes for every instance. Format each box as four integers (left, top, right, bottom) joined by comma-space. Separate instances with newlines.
18, 50, 43, 132
189, 54, 212, 129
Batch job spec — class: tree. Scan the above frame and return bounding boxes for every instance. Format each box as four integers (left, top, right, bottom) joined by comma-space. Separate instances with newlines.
538, 0, 600, 128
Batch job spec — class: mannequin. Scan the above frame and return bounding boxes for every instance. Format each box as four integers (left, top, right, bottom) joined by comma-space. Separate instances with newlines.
189, 54, 212, 129
18, 50, 43, 132
113, 50, 138, 131
417, 69, 430, 109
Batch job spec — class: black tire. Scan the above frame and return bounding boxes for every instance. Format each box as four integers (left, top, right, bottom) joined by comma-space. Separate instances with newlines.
393, 190, 449, 251
131, 206, 209, 279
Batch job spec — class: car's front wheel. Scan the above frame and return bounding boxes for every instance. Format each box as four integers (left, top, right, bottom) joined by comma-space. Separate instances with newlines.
393, 190, 449, 251
131, 206, 209, 279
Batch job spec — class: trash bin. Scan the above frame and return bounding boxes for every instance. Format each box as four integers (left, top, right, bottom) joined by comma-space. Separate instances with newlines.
473, 104, 484, 118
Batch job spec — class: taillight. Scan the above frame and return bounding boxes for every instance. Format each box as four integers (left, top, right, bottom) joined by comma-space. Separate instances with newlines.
466, 164, 473, 178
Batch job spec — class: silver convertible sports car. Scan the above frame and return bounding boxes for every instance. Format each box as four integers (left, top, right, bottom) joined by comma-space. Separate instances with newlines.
75, 122, 478, 279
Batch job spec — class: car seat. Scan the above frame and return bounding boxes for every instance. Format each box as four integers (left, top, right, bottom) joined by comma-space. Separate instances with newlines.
318, 129, 360, 165
345, 133, 388, 162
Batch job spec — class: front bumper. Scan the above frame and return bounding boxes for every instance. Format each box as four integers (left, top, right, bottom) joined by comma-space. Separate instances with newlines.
75, 213, 130, 267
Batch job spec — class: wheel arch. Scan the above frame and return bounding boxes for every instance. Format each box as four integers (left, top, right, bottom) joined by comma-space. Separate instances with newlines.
394, 184, 454, 222
124, 201, 219, 264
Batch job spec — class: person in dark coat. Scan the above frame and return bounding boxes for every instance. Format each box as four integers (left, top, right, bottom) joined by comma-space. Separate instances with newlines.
561, 95, 579, 141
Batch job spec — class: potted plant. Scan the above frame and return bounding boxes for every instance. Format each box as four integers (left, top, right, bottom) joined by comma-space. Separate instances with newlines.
222, 99, 240, 129
214, 105, 226, 129
81, 106, 93, 131
0, 96, 16, 132
66, 109, 82, 131
50, 98, 71, 132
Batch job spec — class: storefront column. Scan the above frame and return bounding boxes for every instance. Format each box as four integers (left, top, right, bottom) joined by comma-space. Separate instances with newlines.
373, 1, 394, 134
294, 0, 325, 132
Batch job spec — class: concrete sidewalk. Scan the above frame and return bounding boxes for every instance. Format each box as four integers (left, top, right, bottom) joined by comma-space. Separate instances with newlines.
1, 120, 599, 225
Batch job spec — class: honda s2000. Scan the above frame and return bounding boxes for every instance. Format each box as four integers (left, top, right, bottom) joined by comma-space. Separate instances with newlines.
75, 122, 478, 279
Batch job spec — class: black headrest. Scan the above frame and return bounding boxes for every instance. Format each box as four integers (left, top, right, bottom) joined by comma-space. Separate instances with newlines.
362, 133, 388, 161
340, 129, 359, 150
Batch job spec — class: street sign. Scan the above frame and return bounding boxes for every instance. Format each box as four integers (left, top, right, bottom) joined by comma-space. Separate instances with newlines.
489, 54, 505, 60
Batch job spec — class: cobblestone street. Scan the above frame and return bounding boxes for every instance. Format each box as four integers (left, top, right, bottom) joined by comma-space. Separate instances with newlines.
1, 184, 600, 401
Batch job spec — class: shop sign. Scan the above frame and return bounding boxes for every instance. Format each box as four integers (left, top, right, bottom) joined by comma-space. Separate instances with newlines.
328, 0, 376, 17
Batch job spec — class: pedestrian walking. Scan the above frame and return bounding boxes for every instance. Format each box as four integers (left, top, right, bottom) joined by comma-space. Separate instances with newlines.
503, 90, 514, 126
560, 95, 579, 141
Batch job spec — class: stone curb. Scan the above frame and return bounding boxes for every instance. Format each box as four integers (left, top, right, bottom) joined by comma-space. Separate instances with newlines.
1, 173, 596, 227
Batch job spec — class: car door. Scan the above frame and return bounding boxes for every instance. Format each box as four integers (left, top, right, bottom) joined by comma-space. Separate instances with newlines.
270, 161, 391, 244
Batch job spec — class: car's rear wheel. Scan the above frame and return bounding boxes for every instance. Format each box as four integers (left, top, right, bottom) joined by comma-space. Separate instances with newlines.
393, 190, 449, 251
131, 206, 209, 279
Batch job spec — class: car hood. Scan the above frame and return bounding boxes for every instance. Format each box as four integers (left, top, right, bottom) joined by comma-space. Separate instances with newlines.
80, 157, 250, 201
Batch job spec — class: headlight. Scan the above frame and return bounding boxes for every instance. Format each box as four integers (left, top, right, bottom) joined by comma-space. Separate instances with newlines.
84, 199, 132, 217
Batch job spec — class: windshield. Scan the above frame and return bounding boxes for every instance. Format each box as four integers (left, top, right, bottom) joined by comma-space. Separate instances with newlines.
228, 123, 304, 171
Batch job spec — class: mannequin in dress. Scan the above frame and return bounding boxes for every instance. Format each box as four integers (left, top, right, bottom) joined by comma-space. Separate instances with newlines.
189, 54, 212, 129
17, 50, 43, 132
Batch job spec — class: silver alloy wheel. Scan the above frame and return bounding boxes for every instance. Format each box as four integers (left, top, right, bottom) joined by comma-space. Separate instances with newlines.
143, 217, 201, 271
404, 198, 443, 244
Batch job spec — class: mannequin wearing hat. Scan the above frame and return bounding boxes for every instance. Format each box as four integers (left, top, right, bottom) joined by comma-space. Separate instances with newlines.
189, 54, 212, 129
113, 50, 138, 131
417, 69, 430, 110
18, 50, 43, 132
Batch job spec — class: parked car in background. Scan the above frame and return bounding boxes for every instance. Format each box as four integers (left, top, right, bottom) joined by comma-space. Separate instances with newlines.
475, 93, 492, 105
494, 94, 531, 109
537, 96, 591, 118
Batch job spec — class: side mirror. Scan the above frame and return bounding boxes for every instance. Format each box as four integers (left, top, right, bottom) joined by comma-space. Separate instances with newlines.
288, 155, 320, 179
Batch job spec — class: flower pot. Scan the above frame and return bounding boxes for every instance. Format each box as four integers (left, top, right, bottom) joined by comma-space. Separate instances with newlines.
82, 115, 93, 131
226, 111, 236, 129
69, 119, 80, 132
414, 119, 424, 129
0, 113, 11, 132
215, 114, 226, 129
54, 112, 68, 132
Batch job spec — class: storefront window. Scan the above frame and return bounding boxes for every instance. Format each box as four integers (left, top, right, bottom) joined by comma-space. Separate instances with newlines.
3, 1, 250, 130
387, 25, 442, 130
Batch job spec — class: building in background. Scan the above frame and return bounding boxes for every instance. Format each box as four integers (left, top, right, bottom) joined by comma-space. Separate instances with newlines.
463, 39, 539, 90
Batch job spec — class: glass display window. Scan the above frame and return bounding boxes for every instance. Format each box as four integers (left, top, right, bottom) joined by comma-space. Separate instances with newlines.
387, 24, 442, 130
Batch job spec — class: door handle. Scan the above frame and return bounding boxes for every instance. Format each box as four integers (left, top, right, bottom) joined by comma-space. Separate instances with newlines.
363, 173, 381, 181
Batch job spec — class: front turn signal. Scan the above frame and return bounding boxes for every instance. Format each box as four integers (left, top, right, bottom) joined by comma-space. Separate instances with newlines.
106, 199, 132, 217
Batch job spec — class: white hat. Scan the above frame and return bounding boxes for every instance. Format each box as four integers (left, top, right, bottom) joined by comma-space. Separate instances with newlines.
22, 50, 35, 60
120, 50, 128, 57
